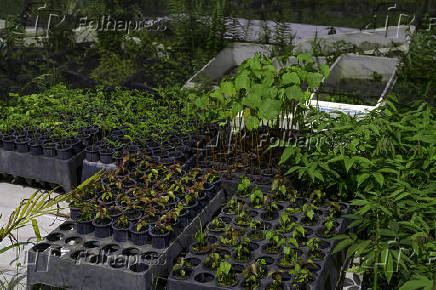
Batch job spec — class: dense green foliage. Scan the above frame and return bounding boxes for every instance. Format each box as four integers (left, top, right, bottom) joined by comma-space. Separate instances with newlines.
394, 30, 436, 106
0, 85, 193, 143
279, 98, 436, 289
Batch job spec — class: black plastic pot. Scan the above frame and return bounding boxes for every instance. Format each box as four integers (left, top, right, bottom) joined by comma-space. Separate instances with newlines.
56, 144, 73, 160
178, 209, 190, 228
107, 207, 122, 220
92, 218, 112, 238
15, 137, 31, 153
76, 133, 91, 147
70, 139, 83, 154
149, 226, 171, 249
99, 148, 114, 164
29, 141, 43, 156
97, 196, 114, 207
123, 144, 140, 156
112, 224, 129, 242
85, 146, 99, 162
70, 207, 81, 220
129, 224, 149, 246
42, 143, 57, 157
186, 199, 199, 219
126, 209, 142, 226
2, 135, 16, 151
77, 219, 94, 234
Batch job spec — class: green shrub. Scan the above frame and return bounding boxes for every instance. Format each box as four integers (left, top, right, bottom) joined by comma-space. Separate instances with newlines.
90, 51, 138, 86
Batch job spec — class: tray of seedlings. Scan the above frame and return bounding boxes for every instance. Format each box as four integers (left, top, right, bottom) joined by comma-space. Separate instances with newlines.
0, 85, 214, 188
26, 154, 225, 290
168, 176, 350, 290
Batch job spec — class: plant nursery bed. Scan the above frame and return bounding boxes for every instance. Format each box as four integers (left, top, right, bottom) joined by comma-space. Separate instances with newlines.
27, 154, 227, 289
167, 177, 351, 290
26, 189, 226, 290
0, 150, 84, 191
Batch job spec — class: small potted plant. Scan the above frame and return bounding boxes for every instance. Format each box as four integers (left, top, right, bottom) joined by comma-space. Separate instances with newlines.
98, 190, 114, 207
289, 263, 314, 289
248, 219, 266, 241
92, 206, 112, 238
190, 224, 211, 254
77, 206, 95, 234
107, 205, 122, 220
307, 237, 324, 260
219, 225, 243, 247
264, 231, 285, 254
112, 214, 129, 242
222, 199, 245, 215
129, 218, 149, 246
241, 259, 266, 289
171, 257, 193, 280
204, 252, 226, 270
276, 212, 297, 233
15, 135, 31, 153
250, 187, 264, 209
278, 246, 299, 268
320, 212, 336, 238
266, 270, 285, 290
149, 219, 173, 249
301, 203, 318, 226
234, 210, 251, 227
207, 217, 227, 233
2, 134, 17, 151
271, 184, 293, 203
216, 261, 238, 287
237, 176, 251, 197
263, 200, 279, 220
233, 237, 251, 262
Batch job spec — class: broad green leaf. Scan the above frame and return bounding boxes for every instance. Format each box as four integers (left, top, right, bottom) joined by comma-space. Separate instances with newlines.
245, 116, 260, 131
280, 146, 295, 165
211, 90, 225, 103
399, 276, 433, 290
231, 103, 243, 118
242, 93, 262, 109
344, 157, 355, 173
313, 170, 324, 182
357, 173, 371, 188
373, 172, 384, 187
220, 82, 235, 97
377, 168, 398, 174
259, 98, 282, 120
333, 238, 353, 254
319, 64, 330, 78
296, 53, 313, 64
281, 72, 300, 85
235, 75, 251, 90
306, 72, 323, 89
194, 95, 209, 109
285, 86, 304, 101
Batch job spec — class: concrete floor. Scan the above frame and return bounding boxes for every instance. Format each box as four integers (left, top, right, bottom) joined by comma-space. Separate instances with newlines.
0, 182, 67, 289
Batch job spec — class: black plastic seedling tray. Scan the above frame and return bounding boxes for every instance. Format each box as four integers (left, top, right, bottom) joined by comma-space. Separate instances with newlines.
0, 150, 84, 191
27, 189, 227, 290
167, 178, 350, 290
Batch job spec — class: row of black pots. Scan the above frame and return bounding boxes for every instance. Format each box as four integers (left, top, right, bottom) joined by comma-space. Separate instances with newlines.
0, 135, 85, 159
85, 144, 189, 165
75, 217, 184, 249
